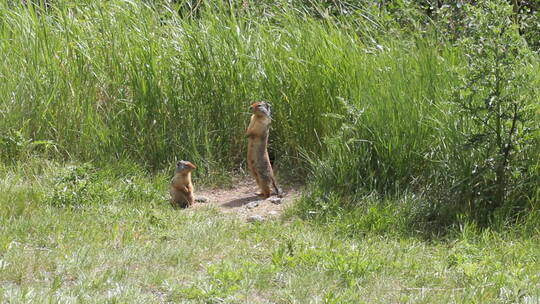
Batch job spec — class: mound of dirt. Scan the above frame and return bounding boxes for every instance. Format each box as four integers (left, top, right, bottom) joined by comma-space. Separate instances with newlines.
193, 179, 300, 221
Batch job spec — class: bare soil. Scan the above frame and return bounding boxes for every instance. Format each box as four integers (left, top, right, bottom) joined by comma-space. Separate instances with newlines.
194, 178, 300, 221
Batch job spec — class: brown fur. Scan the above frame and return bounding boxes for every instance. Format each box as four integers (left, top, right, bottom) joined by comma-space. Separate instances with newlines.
169, 160, 196, 208
246, 101, 280, 198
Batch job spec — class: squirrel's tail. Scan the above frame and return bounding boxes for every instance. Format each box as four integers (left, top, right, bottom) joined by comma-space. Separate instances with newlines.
271, 177, 282, 197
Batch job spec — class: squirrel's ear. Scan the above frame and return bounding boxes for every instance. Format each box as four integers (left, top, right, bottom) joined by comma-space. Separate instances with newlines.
186, 161, 196, 169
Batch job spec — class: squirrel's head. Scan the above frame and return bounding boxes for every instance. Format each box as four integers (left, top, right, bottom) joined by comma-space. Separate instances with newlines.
176, 160, 196, 173
250, 101, 271, 118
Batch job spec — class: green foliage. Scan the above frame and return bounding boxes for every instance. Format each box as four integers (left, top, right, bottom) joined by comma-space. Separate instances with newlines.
45, 163, 97, 207
435, 1, 540, 53
518, 3, 540, 53
0, 131, 30, 163
299, 0, 540, 231
448, 0, 539, 221
0, 130, 56, 163
43, 162, 166, 207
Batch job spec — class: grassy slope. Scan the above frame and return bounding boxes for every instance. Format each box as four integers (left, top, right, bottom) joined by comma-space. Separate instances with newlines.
1, 161, 539, 303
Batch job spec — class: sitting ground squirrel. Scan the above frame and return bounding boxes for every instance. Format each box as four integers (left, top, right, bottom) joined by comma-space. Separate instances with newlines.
246, 101, 280, 198
169, 160, 196, 208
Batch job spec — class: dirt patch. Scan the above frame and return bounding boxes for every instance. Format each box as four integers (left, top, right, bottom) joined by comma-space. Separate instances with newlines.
193, 178, 300, 221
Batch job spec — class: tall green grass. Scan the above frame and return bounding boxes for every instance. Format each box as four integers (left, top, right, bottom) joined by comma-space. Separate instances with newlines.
0, 1, 451, 172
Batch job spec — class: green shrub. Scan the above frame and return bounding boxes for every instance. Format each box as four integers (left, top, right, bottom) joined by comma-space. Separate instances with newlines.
445, 0, 539, 223
300, 0, 540, 232
45, 163, 97, 207
43, 162, 167, 208
0, 130, 29, 163
0, 130, 56, 164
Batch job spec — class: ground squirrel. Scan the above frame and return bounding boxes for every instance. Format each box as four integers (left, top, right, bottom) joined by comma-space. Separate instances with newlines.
169, 160, 196, 208
246, 101, 280, 198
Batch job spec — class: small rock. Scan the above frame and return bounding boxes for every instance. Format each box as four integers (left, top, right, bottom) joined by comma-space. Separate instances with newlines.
247, 215, 265, 223
268, 210, 279, 216
246, 200, 262, 209
266, 197, 282, 205
195, 196, 209, 203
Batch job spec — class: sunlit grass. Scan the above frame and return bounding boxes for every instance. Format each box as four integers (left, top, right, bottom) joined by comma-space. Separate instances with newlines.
1, 161, 539, 303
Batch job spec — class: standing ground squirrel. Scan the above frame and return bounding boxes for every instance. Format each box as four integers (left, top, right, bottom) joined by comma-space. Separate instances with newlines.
246, 101, 280, 198
169, 160, 196, 208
